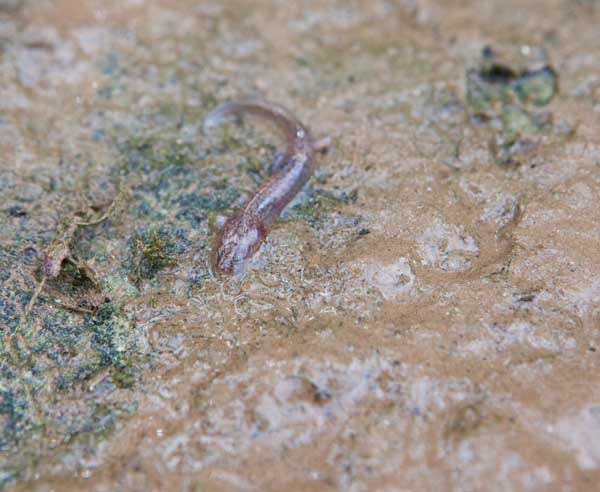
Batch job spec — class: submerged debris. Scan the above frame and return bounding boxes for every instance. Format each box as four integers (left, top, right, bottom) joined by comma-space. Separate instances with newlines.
468, 63, 557, 112
19, 183, 127, 325
466, 47, 559, 165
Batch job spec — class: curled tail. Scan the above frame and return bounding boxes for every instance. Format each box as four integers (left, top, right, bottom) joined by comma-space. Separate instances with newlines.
203, 99, 311, 152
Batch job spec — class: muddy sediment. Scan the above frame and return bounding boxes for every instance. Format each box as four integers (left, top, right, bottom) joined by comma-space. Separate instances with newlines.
1, 1, 600, 491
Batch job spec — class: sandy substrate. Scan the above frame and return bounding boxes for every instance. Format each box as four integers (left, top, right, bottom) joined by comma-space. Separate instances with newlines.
1, 1, 599, 491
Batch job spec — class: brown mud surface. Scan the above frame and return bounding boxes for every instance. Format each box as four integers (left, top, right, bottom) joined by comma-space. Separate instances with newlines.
1, 1, 600, 491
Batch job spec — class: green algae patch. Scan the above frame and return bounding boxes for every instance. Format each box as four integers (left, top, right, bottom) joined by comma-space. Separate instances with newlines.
174, 187, 240, 227
0, 389, 29, 452
118, 136, 195, 173
0, 296, 144, 485
1, 124, 220, 486
87, 303, 139, 388
286, 187, 358, 227
116, 130, 243, 233
0, 195, 145, 489
101, 273, 140, 299
501, 104, 552, 142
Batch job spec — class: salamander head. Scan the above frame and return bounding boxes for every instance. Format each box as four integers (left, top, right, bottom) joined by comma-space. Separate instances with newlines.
213, 214, 267, 276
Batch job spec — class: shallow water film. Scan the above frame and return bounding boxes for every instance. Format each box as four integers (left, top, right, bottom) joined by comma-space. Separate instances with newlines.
1, 1, 600, 491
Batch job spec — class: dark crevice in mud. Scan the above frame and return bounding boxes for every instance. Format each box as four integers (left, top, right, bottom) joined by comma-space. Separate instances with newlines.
478, 63, 518, 84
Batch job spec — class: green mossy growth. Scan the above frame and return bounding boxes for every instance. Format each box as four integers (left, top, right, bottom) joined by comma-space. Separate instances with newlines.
129, 228, 178, 282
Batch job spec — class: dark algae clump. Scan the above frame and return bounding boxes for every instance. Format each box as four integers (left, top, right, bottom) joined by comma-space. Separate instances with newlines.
128, 228, 178, 283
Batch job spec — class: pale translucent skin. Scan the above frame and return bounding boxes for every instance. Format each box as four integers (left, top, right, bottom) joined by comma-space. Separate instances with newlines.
204, 100, 325, 275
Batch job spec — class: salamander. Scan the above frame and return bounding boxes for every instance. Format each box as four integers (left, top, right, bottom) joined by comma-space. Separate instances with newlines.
203, 99, 328, 275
